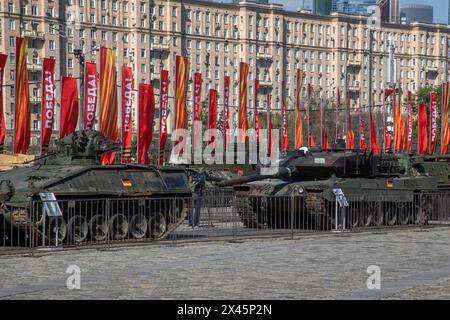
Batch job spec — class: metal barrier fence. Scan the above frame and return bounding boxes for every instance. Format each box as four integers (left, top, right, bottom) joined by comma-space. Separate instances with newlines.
1, 190, 450, 254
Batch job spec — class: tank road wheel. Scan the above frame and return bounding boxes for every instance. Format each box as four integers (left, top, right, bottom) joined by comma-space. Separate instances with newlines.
398, 203, 410, 225
234, 196, 267, 229
360, 202, 374, 227
89, 215, 109, 241
385, 203, 398, 226
109, 214, 129, 240
67, 215, 88, 243
129, 214, 148, 239
47, 217, 67, 244
148, 212, 167, 239
372, 202, 384, 227
414, 194, 433, 225
347, 203, 359, 229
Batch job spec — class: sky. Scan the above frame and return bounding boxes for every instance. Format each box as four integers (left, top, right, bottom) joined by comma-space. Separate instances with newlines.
278, 0, 448, 24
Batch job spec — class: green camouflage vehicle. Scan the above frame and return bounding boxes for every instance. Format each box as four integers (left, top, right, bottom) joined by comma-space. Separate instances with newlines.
219, 148, 450, 229
0, 130, 191, 245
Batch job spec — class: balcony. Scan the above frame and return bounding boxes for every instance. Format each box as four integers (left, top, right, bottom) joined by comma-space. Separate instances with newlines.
27, 62, 42, 72
348, 60, 361, 68
426, 66, 438, 73
151, 43, 170, 52
259, 80, 273, 88
256, 53, 273, 61
30, 96, 42, 104
150, 72, 160, 81
21, 30, 45, 40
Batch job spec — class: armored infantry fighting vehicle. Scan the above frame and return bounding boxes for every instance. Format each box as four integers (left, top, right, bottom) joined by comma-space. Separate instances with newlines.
0, 130, 191, 245
218, 148, 450, 230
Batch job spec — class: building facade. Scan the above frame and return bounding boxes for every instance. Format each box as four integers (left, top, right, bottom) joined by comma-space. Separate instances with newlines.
400, 4, 433, 24
313, 0, 332, 16
0, 0, 449, 153
332, 0, 377, 16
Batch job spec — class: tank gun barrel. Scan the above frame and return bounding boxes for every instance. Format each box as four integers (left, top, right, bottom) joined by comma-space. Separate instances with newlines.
216, 166, 295, 187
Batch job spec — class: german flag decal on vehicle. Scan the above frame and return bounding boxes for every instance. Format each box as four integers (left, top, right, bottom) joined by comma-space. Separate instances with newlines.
387, 180, 394, 188
122, 178, 133, 187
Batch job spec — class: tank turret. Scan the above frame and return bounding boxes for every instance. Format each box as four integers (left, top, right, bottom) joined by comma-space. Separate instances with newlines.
37, 130, 120, 165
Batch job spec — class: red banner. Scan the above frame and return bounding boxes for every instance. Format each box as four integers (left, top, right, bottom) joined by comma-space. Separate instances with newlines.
193, 72, 202, 148
60, 77, 79, 138
295, 69, 304, 149
370, 108, 381, 154
347, 115, 355, 150
385, 88, 396, 98
281, 81, 288, 151
138, 83, 155, 165
430, 91, 438, 154
0, 54, 7, 149
14, 37, 30, 154
84, 62, 98, 130
418, 103, 428, 155
41, 58, 56, 152
358, 103, 366, 151
442, 83, 450, 155
267, 93, 274, 157
394, 92, 402, 152
406, 91, 413, 151
254, 80, 261, 144
121, 66, 133, 163
100, 47, 119, 165
159, 70, 169, 165
223, 76, 231, 147
209, 89, 218, 146
174, 55, 189, 131
239, 62, 249, 141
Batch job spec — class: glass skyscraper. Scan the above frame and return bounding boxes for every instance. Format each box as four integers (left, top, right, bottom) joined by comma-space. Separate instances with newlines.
332, 0, 377, 16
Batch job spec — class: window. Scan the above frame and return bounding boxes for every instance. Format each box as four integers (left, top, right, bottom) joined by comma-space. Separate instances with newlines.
8, 2, 14, 13
112, 32, 117, 42
9, 36, 15, 47
49, 40, 55, 51
31, 5, 37, 16
101, 31, 107, 40
159, 5, 164, 16
172, 7, 177, 17
68, 59, 74, 69
9, 20, 15, 30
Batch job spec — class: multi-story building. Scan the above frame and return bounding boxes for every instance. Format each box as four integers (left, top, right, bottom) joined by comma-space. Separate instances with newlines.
0, 0, 449, 153
332, 0, 377, 16
400, 4, 433, 24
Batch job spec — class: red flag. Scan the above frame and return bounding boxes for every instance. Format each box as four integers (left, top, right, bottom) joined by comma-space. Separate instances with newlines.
267, 93, 274, 157
370, 108, 381, 154
347, 115, 355, 150
442, 83, 450, 155
358, 102, 366, 151
309, 133, 316, 147
193, 72, 202, 148
0, 54, 8, 149
60, 77, 79, 138
41, 58, 56, 152
394, 91, 402, 152
239, 62, 249, 141
100, 47, 119, 165
418, 103, 428, 155
281, 81, 288, 151
14, 37, 30, 154
406, 91, 413, 151
385, 88, 396, 98
208, 89, 218, 147
295, 69, 304, 149
84, 62, 98, 130
429, 91, 438, 154
323, 132, 331, 150
254, 80, 261, 144
121, 66, 133, 163
223, 76, 231, 146
138, 83, 155, 165
174, 55, 189, 131
159, 70, 169, 165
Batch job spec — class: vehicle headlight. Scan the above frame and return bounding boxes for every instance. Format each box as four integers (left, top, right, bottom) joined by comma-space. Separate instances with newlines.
298, 187, 304, 194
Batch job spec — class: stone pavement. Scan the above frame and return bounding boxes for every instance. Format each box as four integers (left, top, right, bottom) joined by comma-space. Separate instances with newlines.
0, 227, 449, 299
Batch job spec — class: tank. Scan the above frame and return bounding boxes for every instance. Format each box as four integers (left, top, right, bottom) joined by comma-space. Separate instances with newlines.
0, 130, 192, 244
218, 148, 449, 229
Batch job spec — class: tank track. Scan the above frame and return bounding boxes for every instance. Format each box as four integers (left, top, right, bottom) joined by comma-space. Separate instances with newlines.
234, 193, 266, 229
157, 201, 188, 240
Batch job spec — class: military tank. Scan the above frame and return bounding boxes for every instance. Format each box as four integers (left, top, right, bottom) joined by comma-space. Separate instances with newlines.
218, 148, 449, 230
0, 130, 191, 245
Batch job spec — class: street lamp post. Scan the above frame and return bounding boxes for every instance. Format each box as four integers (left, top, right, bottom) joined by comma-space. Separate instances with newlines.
74, 45, 99, 131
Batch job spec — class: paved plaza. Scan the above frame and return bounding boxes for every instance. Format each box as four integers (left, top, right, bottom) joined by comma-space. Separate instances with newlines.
0, 227, 450, 299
